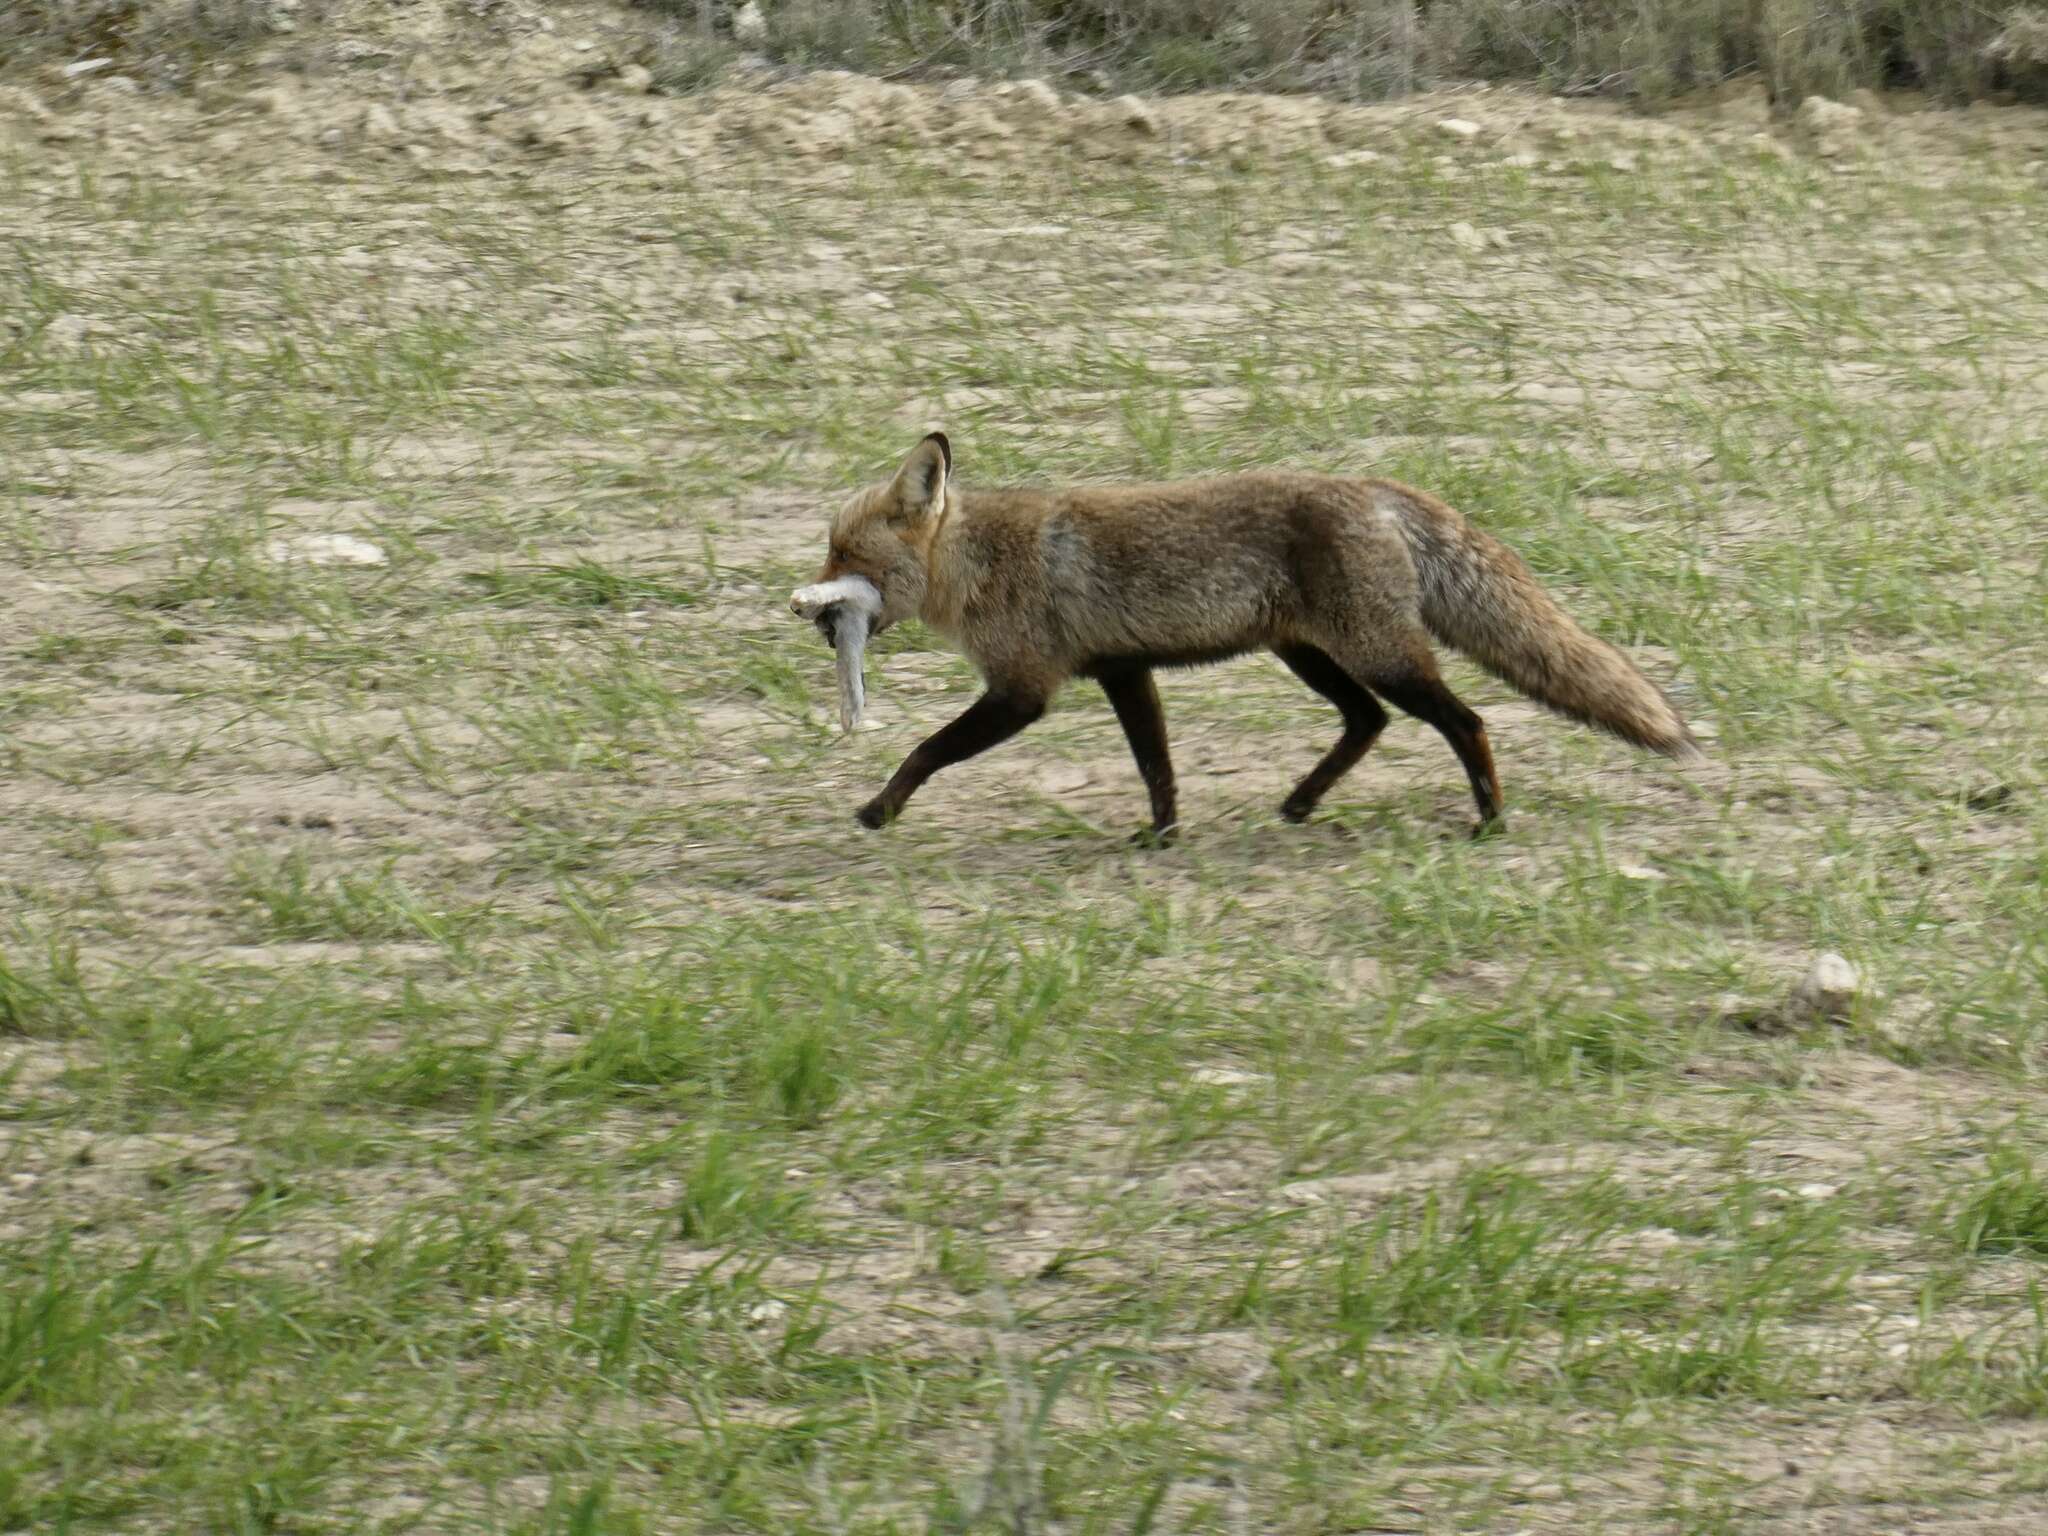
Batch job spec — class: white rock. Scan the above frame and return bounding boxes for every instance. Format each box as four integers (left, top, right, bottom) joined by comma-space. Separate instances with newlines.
267, 534, 388, 568
1113, 94, 1159, 135
359, 103, 403, 145
1447, 220, 1486, 252
1797, 95, 1864, 133
1190, 1067, 1264, 1087
1790, 952, 1863, 1022
44, 314, 90, 351
1005, 78, 1061, 115
1436, 117, 1482, 140
732, 2, 768, 49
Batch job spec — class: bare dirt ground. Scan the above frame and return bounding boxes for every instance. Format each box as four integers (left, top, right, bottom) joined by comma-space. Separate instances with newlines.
4, 4, 2048, 1532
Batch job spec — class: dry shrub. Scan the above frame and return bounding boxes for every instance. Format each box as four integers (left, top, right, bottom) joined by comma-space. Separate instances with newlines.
636, 0, 2048, 103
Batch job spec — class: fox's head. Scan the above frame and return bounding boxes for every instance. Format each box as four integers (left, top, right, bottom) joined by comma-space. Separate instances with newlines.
811, 433, 951, 637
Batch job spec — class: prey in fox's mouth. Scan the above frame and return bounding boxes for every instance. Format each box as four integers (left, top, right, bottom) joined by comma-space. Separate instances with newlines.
788, 574, 885, 734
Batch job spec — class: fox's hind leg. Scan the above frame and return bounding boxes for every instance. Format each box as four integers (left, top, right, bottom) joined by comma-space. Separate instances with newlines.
1293, 621, 1505, 834
1365, 659, 1505, 835
1095, 664, 1178, 845
1274, 644, 1389, 823
856, 688, 1046, 829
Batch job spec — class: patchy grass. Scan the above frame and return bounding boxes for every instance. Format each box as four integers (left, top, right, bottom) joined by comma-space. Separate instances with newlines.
2, 64, 2047, 1536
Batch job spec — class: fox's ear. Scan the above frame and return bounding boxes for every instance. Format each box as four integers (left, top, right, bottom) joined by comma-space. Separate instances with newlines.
890, 433, 951, 525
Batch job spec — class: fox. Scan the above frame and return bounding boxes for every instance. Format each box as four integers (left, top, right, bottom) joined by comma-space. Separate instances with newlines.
798, 432, 1701, 843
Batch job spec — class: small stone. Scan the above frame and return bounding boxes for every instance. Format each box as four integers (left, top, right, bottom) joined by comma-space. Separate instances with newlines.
1795, 1182, 1839, 1201
1797, 95, 1864, 134
359, 103, 403, 145
1190, 1067, 1264, 1087
266, 533, 388, 568
744, 1298, 786, 1329
1006, 78, 1060, 115
612, 64, 654, 95
1112, 95, 1159, 136
1790, 952, 1863, 1023
61, 59, 113, 79
1327, 954, 1382, 1002
1447, 220, 1486, 252
1797, 94, 1867, 158
44, 314, 90, 351
1437, 117, 1482, 140
332, 40, 393, 66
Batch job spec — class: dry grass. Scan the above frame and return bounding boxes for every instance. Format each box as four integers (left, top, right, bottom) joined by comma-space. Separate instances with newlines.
633, 0, 2048, 102
8, 1, 2048, 103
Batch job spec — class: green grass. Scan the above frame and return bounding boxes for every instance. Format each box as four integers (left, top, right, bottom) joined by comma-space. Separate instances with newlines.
1, 68, 2046, 1535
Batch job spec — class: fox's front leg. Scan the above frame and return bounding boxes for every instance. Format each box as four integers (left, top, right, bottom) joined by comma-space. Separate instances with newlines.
856, 688, 1047, 829
1095, 665, 1178, 845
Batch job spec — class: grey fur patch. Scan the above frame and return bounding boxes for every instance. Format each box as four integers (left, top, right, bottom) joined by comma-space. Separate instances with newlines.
790, 576, 883, 732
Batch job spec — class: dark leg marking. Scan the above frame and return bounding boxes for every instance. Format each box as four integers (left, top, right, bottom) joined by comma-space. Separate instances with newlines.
1368, 668, 1505, 832
1274, 643, 1391, 822
1097, 664, 1178, 844
856, 689, 1046, 829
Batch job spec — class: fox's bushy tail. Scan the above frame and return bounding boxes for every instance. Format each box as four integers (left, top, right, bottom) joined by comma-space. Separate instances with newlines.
1391, 489, 1702, 760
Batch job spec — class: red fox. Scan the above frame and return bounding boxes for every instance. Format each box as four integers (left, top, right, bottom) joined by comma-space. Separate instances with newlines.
797, 433, 1701, 842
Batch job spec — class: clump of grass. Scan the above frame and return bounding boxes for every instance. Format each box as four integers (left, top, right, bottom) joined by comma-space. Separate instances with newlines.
461, 560, 697, 611
674, 1129, 810, 1242
1953, 1143, 2048, 1258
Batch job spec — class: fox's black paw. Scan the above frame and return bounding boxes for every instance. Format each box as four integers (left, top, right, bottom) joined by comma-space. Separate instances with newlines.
1469, 815, 1506, 842
855, 800, 892, 830
1129, 823, 1179, 850
1278, 800, 1315, 825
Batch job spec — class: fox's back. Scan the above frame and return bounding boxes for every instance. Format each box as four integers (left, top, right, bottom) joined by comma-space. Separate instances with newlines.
933, 472, 1417, 673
